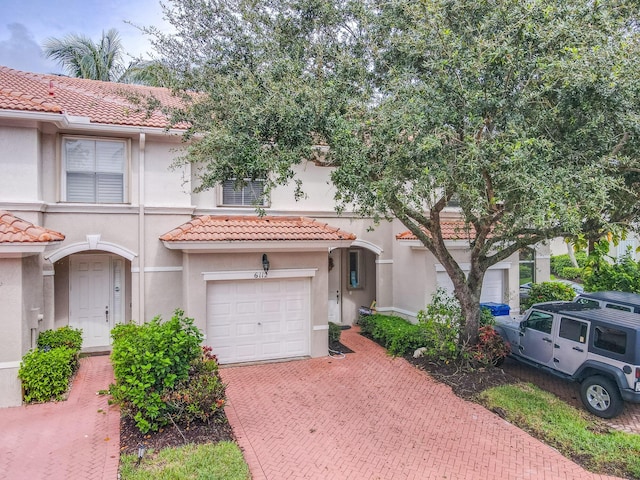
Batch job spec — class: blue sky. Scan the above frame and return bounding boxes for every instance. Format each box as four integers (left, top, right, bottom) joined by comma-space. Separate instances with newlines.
0, 0, 170, 74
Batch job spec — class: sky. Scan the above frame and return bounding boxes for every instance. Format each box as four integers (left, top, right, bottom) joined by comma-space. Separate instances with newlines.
0, 0, 171, 75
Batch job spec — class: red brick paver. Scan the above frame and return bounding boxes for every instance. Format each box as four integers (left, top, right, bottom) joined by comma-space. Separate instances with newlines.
221, 328, 625, 480
0, 355, 120, 480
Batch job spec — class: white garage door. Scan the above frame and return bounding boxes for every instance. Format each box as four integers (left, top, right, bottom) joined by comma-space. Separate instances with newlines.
436, 269, 504, 303
206, 278, 310, 364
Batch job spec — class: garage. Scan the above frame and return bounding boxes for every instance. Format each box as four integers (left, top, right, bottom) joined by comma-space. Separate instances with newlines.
206, 277, 311, 364
436, 268, 505, 303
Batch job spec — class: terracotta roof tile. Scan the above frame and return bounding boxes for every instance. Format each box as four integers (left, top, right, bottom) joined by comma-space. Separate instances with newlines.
0, 66, 185, 128
161, 216, 357, 242
396, 220, 474, 241
0, 211, 65, 243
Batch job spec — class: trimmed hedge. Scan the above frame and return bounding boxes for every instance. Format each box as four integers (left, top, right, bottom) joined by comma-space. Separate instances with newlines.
328, 321, 342, 343
19, 347, 76, 403
37, 325, 83, 352
359, 313, 424, 356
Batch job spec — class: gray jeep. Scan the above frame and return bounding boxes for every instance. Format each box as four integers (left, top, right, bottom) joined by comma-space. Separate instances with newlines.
494, 301, 640, 418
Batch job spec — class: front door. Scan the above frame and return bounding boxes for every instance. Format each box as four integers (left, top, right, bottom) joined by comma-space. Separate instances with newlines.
70, 254, 121, 348
328, 250, 342, 324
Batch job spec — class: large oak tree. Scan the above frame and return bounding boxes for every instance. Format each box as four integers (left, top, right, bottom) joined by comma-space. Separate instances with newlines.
149, 0, 640, 344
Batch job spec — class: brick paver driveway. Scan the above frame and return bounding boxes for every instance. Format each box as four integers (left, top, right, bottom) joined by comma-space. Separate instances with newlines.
221, 327, 623, 480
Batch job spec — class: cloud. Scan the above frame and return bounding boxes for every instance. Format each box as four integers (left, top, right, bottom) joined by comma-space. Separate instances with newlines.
0, 23, 61, 74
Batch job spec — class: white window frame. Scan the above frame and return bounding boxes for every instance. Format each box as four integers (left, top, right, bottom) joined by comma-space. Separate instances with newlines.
60, 136, 130, 204
347, 249, 363, 290
219, 178, 268, 207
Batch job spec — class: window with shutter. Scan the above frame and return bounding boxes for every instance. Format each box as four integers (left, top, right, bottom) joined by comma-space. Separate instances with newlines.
63, 137, 126, 203
221, 179, 265, 206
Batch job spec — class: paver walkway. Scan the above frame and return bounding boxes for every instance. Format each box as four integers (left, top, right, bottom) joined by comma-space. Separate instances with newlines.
221, 327, 625, 480
0, 355, 120, 480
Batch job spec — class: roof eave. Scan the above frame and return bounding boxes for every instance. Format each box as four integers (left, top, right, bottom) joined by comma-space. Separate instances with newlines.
0, 242, 60, 257
162, 239, 355, 253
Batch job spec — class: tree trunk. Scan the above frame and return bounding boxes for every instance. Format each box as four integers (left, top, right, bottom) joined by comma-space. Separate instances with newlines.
567, 242, 578, 268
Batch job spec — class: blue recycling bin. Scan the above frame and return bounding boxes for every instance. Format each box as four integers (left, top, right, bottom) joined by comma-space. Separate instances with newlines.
480, 302, 510, 316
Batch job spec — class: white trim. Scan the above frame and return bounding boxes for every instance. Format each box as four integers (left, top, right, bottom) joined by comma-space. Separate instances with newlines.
0, 361, 20, 369
164, 240, 353, 253
376, 306, 419, 318
45, 235, 137, 262
131, 267, 140, 273
375, 259, 394, 264
43, 270, 55, 276
143, 266, 183, 273
313, 325, 329, 331
351, 239, 383, 256
203, 268, 317, 281
407, 240, 470, 250
435, 262, 511, 272
0, 245, 51, 257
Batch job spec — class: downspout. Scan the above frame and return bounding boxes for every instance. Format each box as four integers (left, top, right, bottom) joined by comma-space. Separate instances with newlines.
138, 132, 146, 323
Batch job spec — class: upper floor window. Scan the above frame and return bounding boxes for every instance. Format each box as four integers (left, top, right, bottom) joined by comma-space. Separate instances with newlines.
63, 137, 127, 203
221, 179, 265, 206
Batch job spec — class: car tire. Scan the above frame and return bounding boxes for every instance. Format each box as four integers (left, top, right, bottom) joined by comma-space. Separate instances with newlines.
579, 375, 624, 419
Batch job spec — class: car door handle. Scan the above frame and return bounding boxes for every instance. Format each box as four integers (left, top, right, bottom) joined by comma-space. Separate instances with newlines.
542, 337, 552, 343
572, 346, 584, 352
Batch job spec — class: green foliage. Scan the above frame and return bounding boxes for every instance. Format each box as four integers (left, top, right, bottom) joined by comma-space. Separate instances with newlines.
163, 347, 226, 426
110, 309, 204, 433
480, 307, 496, 327
19, 347, 75, 403
521, 282, 577, 310
328, 321, 342, 343
583, 253, 640, 294
119, 441, 250, 480
560, 267, 583, 281
37, 326, 83, 352
480, 383, 640, 478
416, 289, 463, 362
550, 252, 588, 277
359, 313, 424, 356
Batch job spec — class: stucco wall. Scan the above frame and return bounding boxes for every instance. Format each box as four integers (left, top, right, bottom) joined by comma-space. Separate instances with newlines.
0, 126, 40, 202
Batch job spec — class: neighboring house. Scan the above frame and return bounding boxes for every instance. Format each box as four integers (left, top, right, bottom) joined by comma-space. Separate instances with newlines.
0, 66, 549, 407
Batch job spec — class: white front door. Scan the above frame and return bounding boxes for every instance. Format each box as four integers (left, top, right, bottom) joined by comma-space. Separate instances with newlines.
70, 254, 120, 348
328, 250, 342, 324
206, 278, 310, 364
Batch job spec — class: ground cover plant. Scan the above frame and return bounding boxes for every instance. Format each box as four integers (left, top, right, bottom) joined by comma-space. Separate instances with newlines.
479, 383, 640, 479
520, 281, 576, 310
119, 441, 249, 480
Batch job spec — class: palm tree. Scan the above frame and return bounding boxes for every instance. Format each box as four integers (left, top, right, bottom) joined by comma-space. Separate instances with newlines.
43, 28, 127, 82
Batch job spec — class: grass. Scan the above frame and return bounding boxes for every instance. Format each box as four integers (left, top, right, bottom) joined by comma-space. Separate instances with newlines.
119, 441, 250, 480
479, 383, 640, 479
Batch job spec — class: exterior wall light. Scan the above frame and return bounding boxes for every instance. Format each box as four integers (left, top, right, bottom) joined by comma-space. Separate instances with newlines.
262, 254, 270, 273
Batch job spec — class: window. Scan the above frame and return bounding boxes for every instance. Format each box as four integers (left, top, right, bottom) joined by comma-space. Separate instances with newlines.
63, 137, 126, 203
575, 298, 599, 308
348, 249, 362, 289
221, 179, 265, 206
559, 317, 588, 343
605, 303, 632, 312
594, 326, 627, 354
524, 311, 553, 334
519, 248, 535, 286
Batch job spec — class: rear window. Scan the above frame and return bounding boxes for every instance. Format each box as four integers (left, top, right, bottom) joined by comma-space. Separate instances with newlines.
593, 326, 627, 355
559, 317, 588, 343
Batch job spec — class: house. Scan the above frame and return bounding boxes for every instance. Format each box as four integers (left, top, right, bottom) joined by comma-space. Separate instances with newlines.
0, 66, 549, 407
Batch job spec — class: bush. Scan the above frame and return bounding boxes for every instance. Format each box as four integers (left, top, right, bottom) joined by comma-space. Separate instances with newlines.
560, 267, 583, 281
163, 346, 226, 426
110, 309, 204, 433
583, 254, 640, 293
359, 313, 424, 356
37, 326, 83, 352
550, 252, 587, 276
415, 289, 463, 362
19, 347, 75, 403
466, 326, 511, 366
328, 322, 341, 343
521, 281, 576, 310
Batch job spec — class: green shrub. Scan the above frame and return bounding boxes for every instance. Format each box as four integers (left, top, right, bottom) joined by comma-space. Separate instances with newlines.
480, 306, 496, 326
110, 309, 204, 433
19, 347, 75, 403
163, 346, 226, 426
550, 252, 587, 276
37, 326, 83, 352
583, 254, 640, 293
521, 281, 576, 310
414, 289, 464, 362
328, 322, 341, 343
360, 313, 424, 356
560, 266, 583, 281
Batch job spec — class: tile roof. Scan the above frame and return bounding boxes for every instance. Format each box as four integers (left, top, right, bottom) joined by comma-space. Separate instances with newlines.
0, 66, 185, 128
160, 216, 357, 242
0, 211, 65, 243
396, 220, 474, 241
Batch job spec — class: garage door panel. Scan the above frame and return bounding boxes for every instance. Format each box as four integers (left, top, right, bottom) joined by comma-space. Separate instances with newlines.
207, 278, 310, 364
436, 270, 505, 304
